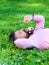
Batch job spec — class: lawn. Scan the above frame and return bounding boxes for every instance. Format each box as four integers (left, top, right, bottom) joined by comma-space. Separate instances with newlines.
0, 0, 49, 65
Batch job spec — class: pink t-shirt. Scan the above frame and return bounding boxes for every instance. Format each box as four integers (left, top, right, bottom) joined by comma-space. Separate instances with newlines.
14, 14, 49, 50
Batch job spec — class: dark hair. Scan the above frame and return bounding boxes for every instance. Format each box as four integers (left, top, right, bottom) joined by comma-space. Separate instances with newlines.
9, 31, 16, 42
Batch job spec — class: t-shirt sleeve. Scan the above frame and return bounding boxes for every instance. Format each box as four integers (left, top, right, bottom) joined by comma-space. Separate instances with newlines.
33, 14, 45, 30
14, 38, 34, 49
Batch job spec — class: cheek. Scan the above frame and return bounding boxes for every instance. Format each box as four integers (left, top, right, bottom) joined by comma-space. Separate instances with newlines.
20, 34, 24, 37
22, 33, 26, 37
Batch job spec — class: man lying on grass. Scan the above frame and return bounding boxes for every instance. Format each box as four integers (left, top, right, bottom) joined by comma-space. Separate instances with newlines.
9, 14, 49, 50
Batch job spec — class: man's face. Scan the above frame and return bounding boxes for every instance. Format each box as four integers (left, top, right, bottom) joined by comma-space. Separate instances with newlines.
15, 30, 27, 39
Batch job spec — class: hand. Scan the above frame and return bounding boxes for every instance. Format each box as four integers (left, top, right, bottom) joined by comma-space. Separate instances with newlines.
23, 15, 32, 23
17, 42, 23, 48
14, 40, 24, 48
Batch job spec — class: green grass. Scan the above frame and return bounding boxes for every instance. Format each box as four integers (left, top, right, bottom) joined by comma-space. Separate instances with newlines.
0, 0, 49, 65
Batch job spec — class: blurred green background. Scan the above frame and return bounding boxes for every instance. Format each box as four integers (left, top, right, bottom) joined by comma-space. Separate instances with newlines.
0, 0, 49, 65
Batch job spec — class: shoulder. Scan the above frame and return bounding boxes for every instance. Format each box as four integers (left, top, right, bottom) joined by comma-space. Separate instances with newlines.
33, 28, 44, 33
